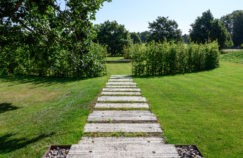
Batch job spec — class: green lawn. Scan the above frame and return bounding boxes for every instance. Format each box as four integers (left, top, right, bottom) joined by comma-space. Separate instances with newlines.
0, 76, 107, 158
221, 50, 243, 64
105, 59, 243, 157
101, 58, 242, 157
1, 55, 242, 158
134, 61, 243, 158
0, 61, 130, 158
106, 56, 124, 61
106, 63, 132, 75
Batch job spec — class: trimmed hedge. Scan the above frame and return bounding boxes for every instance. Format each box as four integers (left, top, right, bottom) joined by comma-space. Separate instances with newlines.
0, 43, 107, 78
130, 42, 219, 76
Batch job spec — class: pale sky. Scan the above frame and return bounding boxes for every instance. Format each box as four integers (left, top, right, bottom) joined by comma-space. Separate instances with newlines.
59, 0, 243, 34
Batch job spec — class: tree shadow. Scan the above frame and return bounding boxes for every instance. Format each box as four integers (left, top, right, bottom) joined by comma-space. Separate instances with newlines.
0, 132, 55, 153
0, 103, 18, 114
132, 69, 216, 79
0, 75, 101, 86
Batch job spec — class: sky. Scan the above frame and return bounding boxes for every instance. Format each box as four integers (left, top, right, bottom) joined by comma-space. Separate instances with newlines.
92, 0, 243, 34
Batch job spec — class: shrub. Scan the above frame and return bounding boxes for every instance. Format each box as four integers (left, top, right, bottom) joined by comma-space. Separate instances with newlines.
240, 43, 243, 49
130, 42, 219, 76
82, 43, 107, 77
0, 43, 107, 78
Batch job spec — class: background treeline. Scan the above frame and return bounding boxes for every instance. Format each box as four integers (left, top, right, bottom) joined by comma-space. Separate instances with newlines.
129, 42, 219, 76
136, 10, 243, 48
94, 10, 243, 58
1, 1, 242, 78
0, 0, 110, 78
221, 10, 243, 48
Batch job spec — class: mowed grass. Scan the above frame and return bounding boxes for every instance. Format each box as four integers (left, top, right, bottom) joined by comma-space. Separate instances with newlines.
106, 57, 243, 157
106, 56, 124, 61
1, 54, 242, 158
106, 63, 132, 75
0, 76, 107, 158
0, 61, 129, 158
134, 61, 243, 158
221, 50, 243, 64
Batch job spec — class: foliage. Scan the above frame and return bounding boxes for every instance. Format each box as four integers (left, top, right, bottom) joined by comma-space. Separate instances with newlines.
211, 19, 233, 48
130, 32, 142, 44
0, 0, 110, 78
95, 20, 131, 56
182, 34, 190, 43
139, 31, 151, 43
190, 10, 232, 49
221, 10, 243, 47
123, 48, 131, 59
129, 42, 219, 76
148, 16, 182, 42
78, 43, 107, 77
0, 41, 107, 77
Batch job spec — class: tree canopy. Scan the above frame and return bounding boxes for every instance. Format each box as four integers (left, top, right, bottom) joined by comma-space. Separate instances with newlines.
221, 10, 243, 47
190, 10, 232, 49
139, 31, 151, 43
130, 32, 142, 44
148, 16, 182, 42
0, 0, 110, 77
95, 20, 131, 56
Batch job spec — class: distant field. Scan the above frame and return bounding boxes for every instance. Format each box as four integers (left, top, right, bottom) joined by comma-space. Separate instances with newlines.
106, 63, 132, 75
220, 50, 243, 64
106, 56, 124, 61
221, 49, 243, 52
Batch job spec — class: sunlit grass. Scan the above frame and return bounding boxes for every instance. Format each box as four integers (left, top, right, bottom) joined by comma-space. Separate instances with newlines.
134, 62, 243, 158
1, 56, 242, 158
0, 76, 107, 158
220, 51, 243, 64
106, 63, 132, 75
106, 56, 124, 61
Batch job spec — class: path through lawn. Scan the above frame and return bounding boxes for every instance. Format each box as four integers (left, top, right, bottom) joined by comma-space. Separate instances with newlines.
134, 62, 243, 158
1, 57, 242, 158
0, 76, 107, 158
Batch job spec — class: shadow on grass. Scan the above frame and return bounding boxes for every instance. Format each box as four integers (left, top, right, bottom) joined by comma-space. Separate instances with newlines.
132, 68, 217, 79
0, 75, 100, 86
0, 132, 55, 153
0, 103, 18, 114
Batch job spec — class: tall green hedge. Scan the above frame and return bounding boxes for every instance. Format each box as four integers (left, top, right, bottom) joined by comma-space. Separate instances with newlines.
0, 43, 107, 78
130, 42, 219, 76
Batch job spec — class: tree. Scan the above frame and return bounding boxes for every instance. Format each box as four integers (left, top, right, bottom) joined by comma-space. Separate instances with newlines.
190, 10, 214, 43
148, 16, 182, 42
0, 0, 111, 77
95, 20, 131, 56
130, 32, 141, 44
139, 31, 151, 43
221, 10, 243, 47
211, 19, 233, 48
182, 34, 190, 44
190, 10, 232, 49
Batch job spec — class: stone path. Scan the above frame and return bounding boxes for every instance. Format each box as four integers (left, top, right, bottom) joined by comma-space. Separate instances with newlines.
87, 110, 157, 123
67, 75, 180, 158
